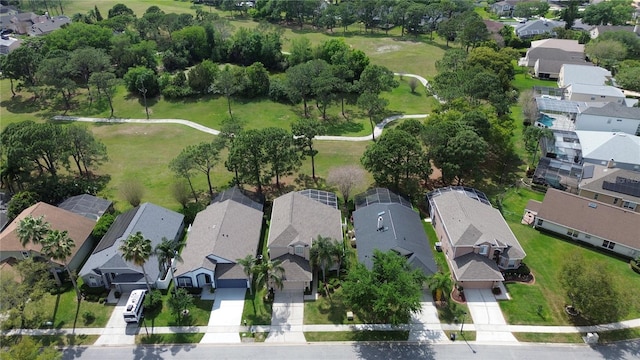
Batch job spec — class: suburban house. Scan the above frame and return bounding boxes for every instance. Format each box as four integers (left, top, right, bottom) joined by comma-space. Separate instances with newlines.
267, 189, 342, 293
557, 64, 611, 88
27, 15, 70, 36
564, 83, 625, 104
427, 187, 526, 289
515, 19, 565, 39
353, 188, 437, 277
79, 203, 184, 293
575, 102, 640, 135
519, 39, 586, 79
589, 25, 640, 39
526, 188, 640, 259
57, 194, 113, 221
490, 0, 520, 17
174, 187, 263, 290
575, 131, 640, 171
579, 163, 640, 212
0, 202, 96, 276
0, 35, 20, 55
0, 11, 47, 34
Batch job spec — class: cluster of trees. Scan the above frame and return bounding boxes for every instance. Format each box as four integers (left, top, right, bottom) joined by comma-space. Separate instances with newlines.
237, 254, 286, 296
513, 1, 550, 19
581, 0, 636, 26
1, 122, 109, 218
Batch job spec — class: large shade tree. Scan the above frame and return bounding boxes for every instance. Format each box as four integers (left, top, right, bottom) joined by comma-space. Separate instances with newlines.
41, 230, 81, 301
342, 250, 427, 325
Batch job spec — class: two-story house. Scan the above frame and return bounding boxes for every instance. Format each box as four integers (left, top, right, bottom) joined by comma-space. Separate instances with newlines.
427, 187, 526, 289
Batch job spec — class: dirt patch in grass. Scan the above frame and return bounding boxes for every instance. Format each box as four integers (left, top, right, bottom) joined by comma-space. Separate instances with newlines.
376, 45, 401, 53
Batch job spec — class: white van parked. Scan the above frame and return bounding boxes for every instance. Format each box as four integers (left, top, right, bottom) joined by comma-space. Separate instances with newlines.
123, 290, 147, 323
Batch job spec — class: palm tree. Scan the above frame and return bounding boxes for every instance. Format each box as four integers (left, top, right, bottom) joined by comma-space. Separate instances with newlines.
16, 215, 50, 247
120, 231, 153, 293
255, 258, 285, 292
41, 230, 81, 301
428, 272, 453, 303
154, 237, 185, 295
310, 236, 336, 285
237, 254, 257, 295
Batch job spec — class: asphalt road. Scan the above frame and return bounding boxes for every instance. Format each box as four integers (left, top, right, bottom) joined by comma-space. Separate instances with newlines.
62, 341, 640, 360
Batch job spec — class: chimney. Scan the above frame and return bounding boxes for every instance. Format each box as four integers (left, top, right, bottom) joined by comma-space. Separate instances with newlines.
607, 159, 615, 169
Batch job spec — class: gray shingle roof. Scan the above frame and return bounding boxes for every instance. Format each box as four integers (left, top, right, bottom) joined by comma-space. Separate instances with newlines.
452, 253, 504, 282
568, 83, 625, 98
581, 102, 640, 119
576, 131, 640, 166
268, 191, 342, 249
175, 194, 263, 279
353, 202, 438, 276
277, 253, 312, 282
428, 189, 525, 259
579, 164, 640, 204
560, 64, 610, 86
79, 203, 184, 282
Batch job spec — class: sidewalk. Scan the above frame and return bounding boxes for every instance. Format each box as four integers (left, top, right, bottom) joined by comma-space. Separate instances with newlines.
5, 319, 640, 338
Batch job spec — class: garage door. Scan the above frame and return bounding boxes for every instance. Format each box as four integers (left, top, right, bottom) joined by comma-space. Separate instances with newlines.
216, 279, 248, 288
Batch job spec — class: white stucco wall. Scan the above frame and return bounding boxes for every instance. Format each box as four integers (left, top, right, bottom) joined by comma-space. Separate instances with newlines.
575, 113, 640, 135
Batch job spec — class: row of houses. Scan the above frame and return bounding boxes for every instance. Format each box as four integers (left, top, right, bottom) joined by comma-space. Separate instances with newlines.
0, 5, 71, 55
0, 184, 535, 300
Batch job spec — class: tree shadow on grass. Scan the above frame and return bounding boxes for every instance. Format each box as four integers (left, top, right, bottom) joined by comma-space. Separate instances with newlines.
0, 94, 43, 114
324, 119, 364, 136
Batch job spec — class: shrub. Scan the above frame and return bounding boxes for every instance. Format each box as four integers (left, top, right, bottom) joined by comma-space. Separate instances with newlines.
82, 311, 96, 324
631, 259, 640, 275
92, 213, 116, 238
144, 290, 163, 311
268, 77, 293, 104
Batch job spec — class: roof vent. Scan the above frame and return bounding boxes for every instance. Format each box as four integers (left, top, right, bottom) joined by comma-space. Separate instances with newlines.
588, 202, 597, 209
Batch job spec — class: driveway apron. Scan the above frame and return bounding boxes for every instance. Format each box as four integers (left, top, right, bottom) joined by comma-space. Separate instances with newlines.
465, 288, 518, 343
200, 288, 246, 344
94, 293, 138, 346
265, 290, 306, 343
408, 291, 448, 342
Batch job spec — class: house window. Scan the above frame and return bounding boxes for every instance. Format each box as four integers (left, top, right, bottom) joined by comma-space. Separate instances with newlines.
507, 259, 517, 268
602, 240, 616, 250
21, 251, 30, 259
585, 234, 591, 239
613, 198, 619, 205
89, 277, 98, 287
177, 277, 193, 287
479, 245, 489, 255
536, 218, 543, 226
607, 119, 612, 124
622, 201, 637, 210
432, 215, 437, 227
566, 229, 579, 237
593, 194, 599, 200
294, 245, 304, 256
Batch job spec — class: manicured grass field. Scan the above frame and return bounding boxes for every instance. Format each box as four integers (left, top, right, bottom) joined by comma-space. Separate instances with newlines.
498, 188, 640, 325
513, 332, 583, 343
304, 287, 362, 325
242, 287, 273, 326
0, 334, 99, 347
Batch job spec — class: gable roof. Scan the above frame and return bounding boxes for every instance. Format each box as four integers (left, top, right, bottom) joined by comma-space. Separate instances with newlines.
527, 48, 586, 68
560, 64, 610, 86
0, 202, 95, 266
28, 15, 69, 36
268, 191, 342, 249
580, 102, 640, 119
175, 188, 263, 278
79, 203, 184, 280
579, 164, 640, 203
575, 131, 640, 166
428, 188, 525, 259
567, 83, 625, 98
57, 194, 112, 221
530, 39, 585, 52
536, 188, 640, 249
353, 202, 437, 276
451, 253, 504, 282
516, 19, 565, 37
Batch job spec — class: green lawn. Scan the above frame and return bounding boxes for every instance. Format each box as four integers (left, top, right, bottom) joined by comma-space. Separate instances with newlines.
304, 331, 409, 342
0, 334, 99, 347
498, 188, 640, 325
242, 287, 273, 326
19, 286, 113, 329
304, 287, 362, 325
513, 332, 583, 343
137, 333, 204, 344
144, 294, 213, 328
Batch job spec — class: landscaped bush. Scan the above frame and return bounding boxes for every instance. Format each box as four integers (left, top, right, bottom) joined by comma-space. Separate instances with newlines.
82, 311, 96, 325
144, 290, 163, 311
631, 258, 640, 275
92, 213, 116, 238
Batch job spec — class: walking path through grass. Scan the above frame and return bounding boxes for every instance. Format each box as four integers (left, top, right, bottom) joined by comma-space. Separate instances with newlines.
53, 74, 433, 141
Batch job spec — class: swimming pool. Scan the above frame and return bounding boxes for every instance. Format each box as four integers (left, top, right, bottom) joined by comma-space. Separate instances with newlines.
537, 114, 554, 128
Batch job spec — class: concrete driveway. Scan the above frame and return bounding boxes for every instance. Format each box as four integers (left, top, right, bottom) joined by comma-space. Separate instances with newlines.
465, 288, 518, 343
94, 292, 138, 345
408, 291, 448, 342
200, 288, 246, 344
265, 290, 306, 343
